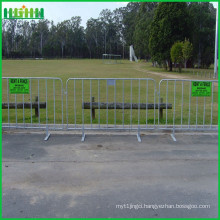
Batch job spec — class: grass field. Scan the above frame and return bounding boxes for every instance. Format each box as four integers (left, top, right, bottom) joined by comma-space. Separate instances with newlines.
2, 59, 218, 127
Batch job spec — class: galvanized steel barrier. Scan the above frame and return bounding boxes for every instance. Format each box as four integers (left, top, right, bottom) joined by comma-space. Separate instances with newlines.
158, 79, 218, 141
66, 78, 157, 142
2, 77, 218, 142
2, 77, 64, 140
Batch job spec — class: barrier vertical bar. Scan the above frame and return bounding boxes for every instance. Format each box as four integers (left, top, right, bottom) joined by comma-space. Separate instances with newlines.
38, 80, 40, 127
53, 79, 56, 129
66, 80, 69, 129
82, 80, 85, 141
61, 79, 63, 129
210, 82, 214, 128
166, 80, 168, 127
46, 79, 48, 124
181, 81, 184, 128
146, 80, 148, 128
23, 94, 25, 126
7, 79, 10, 126
122, 80, 124, 128
30, 79, 32, 125
106, 80, 108, 129
153, 81, 156, 129
15, 94, 17, 128
114, 80, 116, 128
137, 79, 141, 142
90, 80, 92, 128
171, 80, 176, 141
188, 82, 191, 128
130, 80, 132, 129
203, 96, 206, 128
74, 79, 76, 128
98, 80, 100, 128
158, 82, 160, 125
44, 79, 50, 141
196, 96, 198, 129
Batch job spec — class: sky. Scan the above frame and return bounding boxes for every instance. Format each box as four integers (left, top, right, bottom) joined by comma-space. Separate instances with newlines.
2, 2, 128, 27
2, 2, 218, 28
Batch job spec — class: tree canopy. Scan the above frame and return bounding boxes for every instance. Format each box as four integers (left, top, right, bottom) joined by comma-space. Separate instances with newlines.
2, 2, 216, 68
149, 2, 190, 70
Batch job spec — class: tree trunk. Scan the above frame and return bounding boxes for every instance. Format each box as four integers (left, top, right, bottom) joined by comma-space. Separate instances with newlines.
40, 33, 43, 57
198, 42, 201, 68
169, 60, 172, 71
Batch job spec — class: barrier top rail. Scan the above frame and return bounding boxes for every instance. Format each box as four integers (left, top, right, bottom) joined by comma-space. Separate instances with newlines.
66, 78, 156, 83
159, 79, 218, 83
3, 77, 63, 80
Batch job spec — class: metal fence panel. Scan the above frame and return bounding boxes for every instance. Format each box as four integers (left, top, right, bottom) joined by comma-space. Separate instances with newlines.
66, 78, 157, 141
158, 79, 218, 133
2, 77, 64, 139
2, 77, 218, 142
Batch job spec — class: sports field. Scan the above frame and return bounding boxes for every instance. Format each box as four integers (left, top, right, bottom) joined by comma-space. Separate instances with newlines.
2, 59, 218, 126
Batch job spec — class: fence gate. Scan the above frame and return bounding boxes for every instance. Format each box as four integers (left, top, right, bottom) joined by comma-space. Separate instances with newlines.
158, 79, 218, 141
2, 77, 64, 140
66, 78, 157, 142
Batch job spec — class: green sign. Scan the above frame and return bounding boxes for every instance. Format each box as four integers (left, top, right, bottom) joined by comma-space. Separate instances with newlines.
10, 78, 29, 94
192, 81, 212, 97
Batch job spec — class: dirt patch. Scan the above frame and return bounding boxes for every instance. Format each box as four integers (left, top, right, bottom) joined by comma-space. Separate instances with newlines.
134, 64, 190, 80
133, 64, 218, 87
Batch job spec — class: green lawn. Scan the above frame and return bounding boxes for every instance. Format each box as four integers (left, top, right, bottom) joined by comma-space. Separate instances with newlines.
2, 59, 218, 127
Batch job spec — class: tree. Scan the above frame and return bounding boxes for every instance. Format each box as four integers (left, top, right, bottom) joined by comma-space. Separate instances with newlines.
170, 42, 183, 72
122, 2, 141, 46
133, 2, 157, 59
85, 18, 103, 58
36, 19, 49, 57
2, 2, 215, 62
188, 2, 216, 68
182, 39, 193, 68
112, 8, 126, 58
57, 20, 68, 58
149, 2, 190, 71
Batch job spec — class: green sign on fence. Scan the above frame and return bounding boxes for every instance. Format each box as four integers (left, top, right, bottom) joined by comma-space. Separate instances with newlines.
10, 78, 29, 94
192, 81, 212, 97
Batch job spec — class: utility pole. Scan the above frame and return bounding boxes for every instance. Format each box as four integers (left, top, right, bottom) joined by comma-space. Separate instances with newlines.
214, 5, 218, 78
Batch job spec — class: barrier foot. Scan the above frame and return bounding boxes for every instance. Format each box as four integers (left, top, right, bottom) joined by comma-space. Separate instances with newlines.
44, 133, 51, 141
137, 133, 141, 143
171, 133, 176, 142
81, 133, 86, 142
44, 125, 50, 141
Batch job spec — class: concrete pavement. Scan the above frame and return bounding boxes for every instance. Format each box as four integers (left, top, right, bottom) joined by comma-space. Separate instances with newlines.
2, 131, 218, 218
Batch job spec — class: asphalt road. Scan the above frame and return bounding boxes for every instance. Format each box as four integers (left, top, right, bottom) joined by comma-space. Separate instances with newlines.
2, 132, 218, 218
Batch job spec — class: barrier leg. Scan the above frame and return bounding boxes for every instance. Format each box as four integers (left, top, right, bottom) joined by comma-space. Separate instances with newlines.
81, 129, 86, 142
171, 128, 176, 142
137, 127, 141, 142
44, 125, 50, 141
